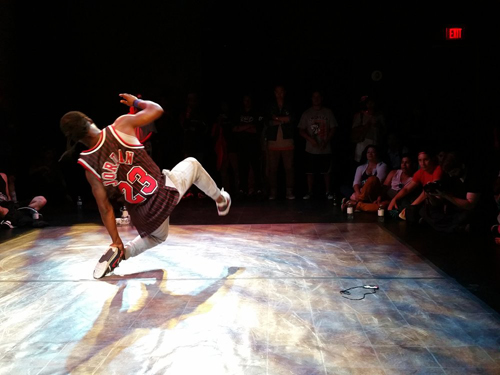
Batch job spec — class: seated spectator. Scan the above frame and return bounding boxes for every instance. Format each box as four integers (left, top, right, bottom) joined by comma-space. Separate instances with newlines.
0, 172, 48, 228
27, 146, 72, 207
354, 153, 416, 213
388, 149, 442, 221
383, 154, 416, 199
340, 145, 388, 210
422, 152, 497, 233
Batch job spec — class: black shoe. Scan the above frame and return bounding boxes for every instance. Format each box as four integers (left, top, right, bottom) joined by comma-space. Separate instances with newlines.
0, 220, 14, 229
32, 220, 49, 228
4, 209, 25, 227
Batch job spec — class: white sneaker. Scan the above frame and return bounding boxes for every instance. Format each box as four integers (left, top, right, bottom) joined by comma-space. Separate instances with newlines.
93, 246, 124, 279
217, 188, 231, 216
303, 193, 312, 200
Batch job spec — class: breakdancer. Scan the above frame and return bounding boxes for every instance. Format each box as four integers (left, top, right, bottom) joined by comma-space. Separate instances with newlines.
60, 94, 231, 278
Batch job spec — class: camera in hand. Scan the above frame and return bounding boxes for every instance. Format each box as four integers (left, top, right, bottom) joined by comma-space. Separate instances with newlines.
423, 180, 447, 194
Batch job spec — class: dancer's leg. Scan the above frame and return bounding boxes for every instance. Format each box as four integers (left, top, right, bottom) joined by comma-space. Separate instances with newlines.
166, 157, 221, 201
125, 217, 170, 259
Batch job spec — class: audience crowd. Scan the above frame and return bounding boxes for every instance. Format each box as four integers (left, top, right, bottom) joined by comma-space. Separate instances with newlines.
1, 84, 499, 244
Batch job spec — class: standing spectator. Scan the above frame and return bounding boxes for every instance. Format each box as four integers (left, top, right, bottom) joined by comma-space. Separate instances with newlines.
298, 90, 338, 199
384, 132, 410, 170
152, 94, 180, 169
266, 85, 296, 200
234, 94, 265, 196
180, 92, 208, 162
211, 100, 238, 194
180, 92, 209, 198
351, 96, 386, 164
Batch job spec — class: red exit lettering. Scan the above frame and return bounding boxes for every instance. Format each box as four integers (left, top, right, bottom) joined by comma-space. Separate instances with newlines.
446, 28, 462, 40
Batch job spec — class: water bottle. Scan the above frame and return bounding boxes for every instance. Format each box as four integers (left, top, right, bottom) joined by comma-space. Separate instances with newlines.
347, 202, 354, 220
378, 205, 385, 222
76, 196, 83, 211
333, 193, 338, 206
120, 206, 129, 218
120, 206, 130, 225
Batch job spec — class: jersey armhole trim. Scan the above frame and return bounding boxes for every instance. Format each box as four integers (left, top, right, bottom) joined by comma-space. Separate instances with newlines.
78, 159, 102, 181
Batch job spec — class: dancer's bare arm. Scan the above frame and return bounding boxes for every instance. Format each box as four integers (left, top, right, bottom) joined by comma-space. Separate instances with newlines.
114, 93, 163, 135
85, 170, 124, 252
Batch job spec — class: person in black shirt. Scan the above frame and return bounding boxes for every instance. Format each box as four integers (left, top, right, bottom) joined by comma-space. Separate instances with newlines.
234, 94, 265, 196
421, 152, 496, 233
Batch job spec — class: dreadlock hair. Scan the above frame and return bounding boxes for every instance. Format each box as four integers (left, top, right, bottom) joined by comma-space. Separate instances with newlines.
58, 111, 93, 163
60, 111, 93, 142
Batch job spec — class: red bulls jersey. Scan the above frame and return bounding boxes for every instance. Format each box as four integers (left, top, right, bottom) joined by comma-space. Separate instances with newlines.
78, 126, 179, 237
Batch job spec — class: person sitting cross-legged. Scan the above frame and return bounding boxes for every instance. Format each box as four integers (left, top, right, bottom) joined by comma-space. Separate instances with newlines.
340, 145, 388, 211
0, 172, 48, 228
388, 149, 442, 221
355, 153, 416, 213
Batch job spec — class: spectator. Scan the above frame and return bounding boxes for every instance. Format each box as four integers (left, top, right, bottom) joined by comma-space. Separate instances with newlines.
180, 92, 209, 198
437, 149, 448, 167
266, 85, 296, 200
383, 154, 416, 200
351, 96, 386, 164
422, 151, 497, 233
384, 132, 410, 170
234, 94, 265, 196
211, 99, 238, 194
27, 146, 72, 208
388, 149, 442, 221
0, 91, 19, 203
340, 145, 388, 210
0, 172, 48, 228
180, 92, 208, 162
355, 153, 416, 212
298, 90, 338, 199
152, 94, 180, 168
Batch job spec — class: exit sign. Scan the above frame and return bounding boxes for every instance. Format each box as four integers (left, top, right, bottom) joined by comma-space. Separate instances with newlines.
446, 28, 463, 40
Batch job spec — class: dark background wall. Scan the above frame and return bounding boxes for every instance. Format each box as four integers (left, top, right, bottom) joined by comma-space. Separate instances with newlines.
0, 1, 497, 201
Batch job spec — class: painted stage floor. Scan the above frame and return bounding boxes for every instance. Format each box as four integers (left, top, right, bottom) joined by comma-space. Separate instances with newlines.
0, 222, 499, 375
